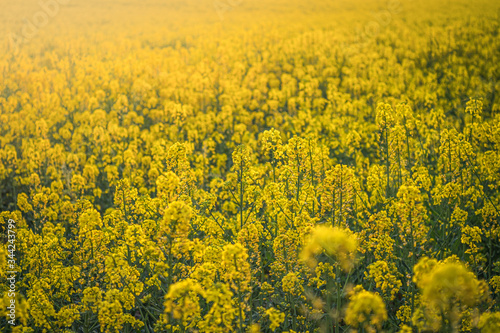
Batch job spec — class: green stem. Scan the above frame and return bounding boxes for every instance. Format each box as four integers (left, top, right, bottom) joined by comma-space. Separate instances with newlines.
235, 257, 244, 333
240, 159, 244, 229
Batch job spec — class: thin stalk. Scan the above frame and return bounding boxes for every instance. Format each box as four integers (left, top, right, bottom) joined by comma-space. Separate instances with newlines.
235, 257, 245, 333
384, 121, 391, 198
335, 264, 341, 333
240, 158, 244, 229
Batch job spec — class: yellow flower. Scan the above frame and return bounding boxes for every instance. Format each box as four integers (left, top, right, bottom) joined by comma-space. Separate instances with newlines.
163, 279, 205, 329
465, 98, 483, 117
248, 323, 261, 333
55, 305, 80, 328
265, 307, 285, 331
345, 288, 387, 332
82, 287, 102, 312
221, 243, 251, 294
17, 193, 33, 213
421, 262, 481, 309
282, 272, 303, 296
489, 275, 500, 294
156, 171, 180, 200
479, 312, 500, 333
412, 258, 487, 331
159, 200, 192, 241
301, 225, 357, 271
412, 256, 438, 289
366, 260, 402, 301
99, 289, 144, 332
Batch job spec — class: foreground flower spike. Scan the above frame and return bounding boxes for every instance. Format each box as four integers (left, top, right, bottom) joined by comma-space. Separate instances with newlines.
412, 257, 490, 332
479, 312, 500, 333
162, 279, 205, 330
345, 287, 388, 333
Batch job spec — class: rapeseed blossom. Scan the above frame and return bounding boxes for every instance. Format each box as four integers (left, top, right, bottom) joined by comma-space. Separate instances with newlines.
345, 287, 388, 332
0, 0, 499, 331
301, 225, 358, 271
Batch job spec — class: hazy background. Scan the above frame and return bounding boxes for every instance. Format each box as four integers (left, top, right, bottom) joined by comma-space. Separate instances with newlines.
1, 0, 498, 52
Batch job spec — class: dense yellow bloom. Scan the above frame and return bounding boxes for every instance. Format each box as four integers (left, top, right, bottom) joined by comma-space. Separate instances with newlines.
156, 171, 181, 201
309, 262, 336, 289
27, 281, 56, 330
321, 164, 358, 227
489, 275, 500, 294
465, 98, 483, 117
260, 128, 284, 162
0, 0, 499, 331
420, 262, 481, 309
301, 225, 358, 271
248, 323, 261, 333
376, 103, 396, 129
82, 287, 102, 312
412, 258, 488, 332
282, 272, 303, 296
163, 279, 205, 329
412, 257, 439, 289
55, 305, 80, 328
159, 200, 193, 241
198, 282, 237, 333
265, 307, 285, 331
17, 193, 33, 213
99, 289, 144, 333
366, 260, 402, 301
478, 312, 500, 333
221, 243, 252, 294
345, 288, 387, 332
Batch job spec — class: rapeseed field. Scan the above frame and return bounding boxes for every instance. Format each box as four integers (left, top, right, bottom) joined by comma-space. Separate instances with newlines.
0, 0, 499, 332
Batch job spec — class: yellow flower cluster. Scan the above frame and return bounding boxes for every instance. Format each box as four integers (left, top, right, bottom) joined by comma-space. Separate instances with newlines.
301, 225, 358, 271
412, 257, 491, 331
479, 312, 500, 333
345, 287, 388, 333
265, 307, 286, 331
0, 0, 499, 332
366, 260, 402, 301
